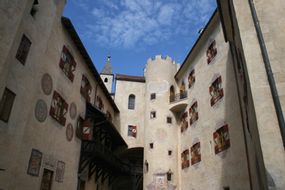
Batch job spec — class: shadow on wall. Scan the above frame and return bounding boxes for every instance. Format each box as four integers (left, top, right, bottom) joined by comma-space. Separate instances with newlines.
219, 48, 251, 190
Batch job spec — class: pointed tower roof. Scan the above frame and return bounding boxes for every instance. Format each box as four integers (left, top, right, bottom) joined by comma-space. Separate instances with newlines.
101, 55, 112, 74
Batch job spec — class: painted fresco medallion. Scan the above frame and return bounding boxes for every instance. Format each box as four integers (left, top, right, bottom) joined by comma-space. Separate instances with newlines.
41, 73, 53, 95
35, 99, 48, 122
66, 123, 74, 141
155, 128, 167, 142
69, 102, 77, 120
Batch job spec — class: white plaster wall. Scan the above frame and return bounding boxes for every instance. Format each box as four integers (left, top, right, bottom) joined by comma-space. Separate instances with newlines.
100, 74, 113, 94
114, 79, 145, 148
176, 19, 250, 190
0, 0, 117, 189
143, 55, 179, 189
232, 1, 285, 189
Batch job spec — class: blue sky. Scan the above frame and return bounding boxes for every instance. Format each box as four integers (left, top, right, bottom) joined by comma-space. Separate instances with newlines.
63, 0, 217, 76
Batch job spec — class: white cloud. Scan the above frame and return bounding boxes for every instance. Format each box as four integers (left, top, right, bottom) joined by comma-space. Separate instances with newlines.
77, 0, 216, 48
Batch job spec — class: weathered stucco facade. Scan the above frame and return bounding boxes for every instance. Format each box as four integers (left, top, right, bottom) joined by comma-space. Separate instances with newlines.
1, 0, 285, 190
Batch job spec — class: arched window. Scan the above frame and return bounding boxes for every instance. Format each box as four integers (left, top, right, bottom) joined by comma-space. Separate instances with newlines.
128, 94, 135, 110
169, 85, 175, 102
104, 78, 108, 83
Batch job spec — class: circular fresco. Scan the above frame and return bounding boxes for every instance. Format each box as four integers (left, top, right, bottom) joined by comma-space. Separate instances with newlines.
155, 128, 168, 142
41, 73, 53, 95
35, 99, 48, 122
69, 102, 77, 120
66, 123, 74, 142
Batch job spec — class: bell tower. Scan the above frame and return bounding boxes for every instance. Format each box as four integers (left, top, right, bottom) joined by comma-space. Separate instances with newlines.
100, 55, 114, 94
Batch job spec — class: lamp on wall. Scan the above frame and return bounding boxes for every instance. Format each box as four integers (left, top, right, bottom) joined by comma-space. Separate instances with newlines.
167, 169, 173, 181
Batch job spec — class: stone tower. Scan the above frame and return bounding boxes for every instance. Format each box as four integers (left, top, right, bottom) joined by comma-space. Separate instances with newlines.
100, 55, 114, 94
143, 55, 179, 189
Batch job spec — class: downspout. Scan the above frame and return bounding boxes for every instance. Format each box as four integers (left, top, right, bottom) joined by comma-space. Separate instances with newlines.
248, 0, 285, 147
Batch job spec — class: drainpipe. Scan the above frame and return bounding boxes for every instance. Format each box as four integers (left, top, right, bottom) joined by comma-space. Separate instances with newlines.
248, 0, 285, 147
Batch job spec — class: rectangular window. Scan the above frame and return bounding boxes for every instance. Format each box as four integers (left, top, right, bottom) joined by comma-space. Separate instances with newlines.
188, 69, 195, 89
168, 150, 172, 156
59, 46, 76, 82
80, 75, 92, 102
16, 34, 31, 65
149, 143, 154, 149
181, 149, 190, 169
150, 111, 156, 119
191, 142, 201, 165
209, 76, 224, 106
150, 93, 156, 100
224, 187, 230, 190
128, 125, 137, 138
0, 88, 16, 122
214, 124, 230, 154
181, 112, 188, 133
189, 101, 199, 125
167, 117, 172, 124
49, 91, 68, 126
206, 40, 217, 64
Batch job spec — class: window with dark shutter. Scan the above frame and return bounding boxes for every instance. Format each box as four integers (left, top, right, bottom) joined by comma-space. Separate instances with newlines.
59, 46, 76, 82
16, 35, 31, 65
49, 91, 68, 126
0, 88, 16, 122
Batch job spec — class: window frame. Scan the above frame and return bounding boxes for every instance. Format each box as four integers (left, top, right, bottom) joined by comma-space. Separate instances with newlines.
16, 34, 32, 65
150, 93, 156, 100
128, 94, 135, 110
128, 125, 137, 138
0, 88, 16, 123
80, 75, 92, 102
49, 91, 68, 126
59, 45, 76, 82
150, 111, 156, 119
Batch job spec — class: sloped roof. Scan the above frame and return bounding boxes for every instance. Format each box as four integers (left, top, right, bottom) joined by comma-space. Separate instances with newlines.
61, 17, 119, 112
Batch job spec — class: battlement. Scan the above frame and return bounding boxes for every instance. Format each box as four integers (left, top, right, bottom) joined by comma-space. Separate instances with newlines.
147, 55, 176, 64
144, 55, 177, 74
